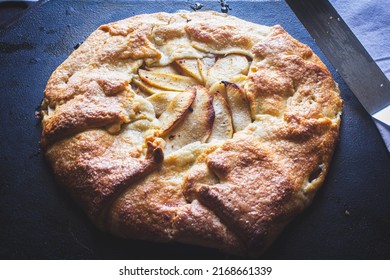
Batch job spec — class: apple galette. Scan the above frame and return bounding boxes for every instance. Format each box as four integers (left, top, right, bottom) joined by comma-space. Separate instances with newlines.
40, 11, 342, 256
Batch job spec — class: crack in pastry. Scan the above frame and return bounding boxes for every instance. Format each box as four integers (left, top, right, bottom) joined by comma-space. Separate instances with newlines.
40, 11, 342, 256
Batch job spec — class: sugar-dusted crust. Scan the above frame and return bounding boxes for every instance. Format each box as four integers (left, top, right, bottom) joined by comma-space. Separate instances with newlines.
41, 11, 342, 256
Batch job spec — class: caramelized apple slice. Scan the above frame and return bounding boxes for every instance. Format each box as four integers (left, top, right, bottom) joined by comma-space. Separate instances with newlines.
146, 91, 178, 117
224, 82, 252, 132
138, 69, 197, 91
206, 55, 249, 87
158, 88, 196, 133
164, 86, 214, 154
175, 59, 203, 83
208, 91, 233, 142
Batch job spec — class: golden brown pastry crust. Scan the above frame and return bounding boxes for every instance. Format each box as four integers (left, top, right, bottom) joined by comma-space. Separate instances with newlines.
41, 11, 342, 256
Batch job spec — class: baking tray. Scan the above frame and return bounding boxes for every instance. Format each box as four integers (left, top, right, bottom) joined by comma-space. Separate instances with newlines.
0, 0, 389, 259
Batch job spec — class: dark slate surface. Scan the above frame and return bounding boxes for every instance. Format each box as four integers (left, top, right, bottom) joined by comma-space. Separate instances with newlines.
0, 0, 389, 259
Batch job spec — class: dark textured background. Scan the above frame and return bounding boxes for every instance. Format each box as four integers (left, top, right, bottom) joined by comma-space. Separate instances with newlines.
0, 0, 389, 259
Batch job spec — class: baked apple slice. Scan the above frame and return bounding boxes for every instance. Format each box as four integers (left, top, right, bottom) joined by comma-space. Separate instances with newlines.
224, 82, 252, 132
206, 54, 249, 87
132, 76, 167, 95
175, 59, 203, 83
208, 75, 248, 97
208, 91, 233, 142
163, 86, 214, 154
158, 88, 196, 133
209, 81, 226, 97
138, 69, 198, 91
199, 57, 216, 83
145, 64, 179, 74
146, 91, 178, 117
